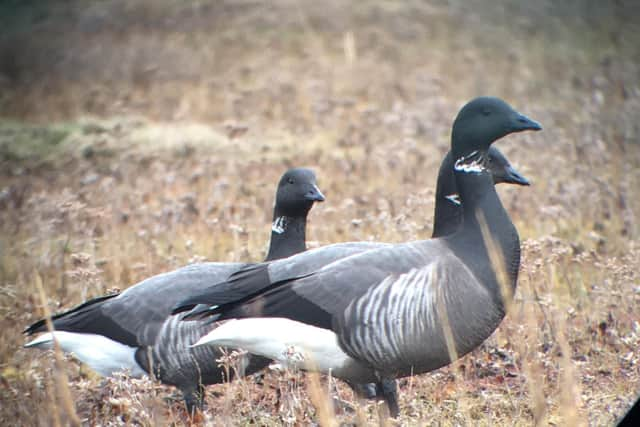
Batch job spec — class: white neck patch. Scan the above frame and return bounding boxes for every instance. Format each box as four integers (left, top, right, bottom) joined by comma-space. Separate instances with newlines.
272, 216, 287, 234
454, 150, 487, 173
445, 193, 461, 205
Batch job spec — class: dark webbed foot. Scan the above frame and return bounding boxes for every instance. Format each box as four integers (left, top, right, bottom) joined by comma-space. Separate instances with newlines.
183, 384, 205, 416
350, 382, 378, 399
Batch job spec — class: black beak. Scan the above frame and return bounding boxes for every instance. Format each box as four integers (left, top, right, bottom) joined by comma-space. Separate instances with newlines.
503, 164, 530, 186
304, 184, 325, 202
512, 113, 542, 132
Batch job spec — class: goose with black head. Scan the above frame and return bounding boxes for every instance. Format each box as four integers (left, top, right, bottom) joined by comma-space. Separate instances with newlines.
188, 97, 541, 417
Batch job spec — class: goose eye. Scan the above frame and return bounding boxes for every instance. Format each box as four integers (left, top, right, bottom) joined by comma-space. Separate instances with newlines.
287, 178, 295, 184
482, 109, 492, 116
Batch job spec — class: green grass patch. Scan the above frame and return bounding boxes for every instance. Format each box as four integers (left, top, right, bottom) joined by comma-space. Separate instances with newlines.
0, 120, 78, 169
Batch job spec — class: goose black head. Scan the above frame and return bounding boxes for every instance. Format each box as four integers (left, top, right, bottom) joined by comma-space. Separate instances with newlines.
274, 168, 325, 218
451, 97, 542, 161
486, 146, 530, 186
439, 145, 530, 208
435, 146, 530, 236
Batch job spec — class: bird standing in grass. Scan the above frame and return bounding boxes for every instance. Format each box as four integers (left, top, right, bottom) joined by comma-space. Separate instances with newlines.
181, 97, 542, 417
24, 167, 325, 413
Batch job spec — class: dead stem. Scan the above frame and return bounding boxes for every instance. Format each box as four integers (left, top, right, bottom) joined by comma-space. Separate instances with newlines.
34, 273, 81, 427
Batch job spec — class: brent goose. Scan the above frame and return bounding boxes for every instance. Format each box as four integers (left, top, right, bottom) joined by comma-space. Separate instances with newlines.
24, 167, 325, 412
174, 146, 529, 415
352, 146, 530, 406
183, 97, 542, 416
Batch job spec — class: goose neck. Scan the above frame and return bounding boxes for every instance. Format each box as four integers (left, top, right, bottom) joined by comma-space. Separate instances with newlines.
449, 154, 520, 306
432, 151, 461, 238
265, 215, 307, 261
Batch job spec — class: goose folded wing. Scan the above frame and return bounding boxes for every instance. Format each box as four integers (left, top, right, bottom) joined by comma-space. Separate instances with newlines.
211, 241, 437, 330
172, 241, 390, 315
173, 263, 273, 313
25, 262, 245, 347
23, 293, 135, 343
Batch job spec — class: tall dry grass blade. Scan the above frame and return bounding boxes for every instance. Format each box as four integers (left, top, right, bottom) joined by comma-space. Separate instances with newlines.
293, 345, 340, 425
434, 263, 469, 420
376, 400, 397, 427
434, 263, 458, 364
307, 371, 337, 427
518, 272, 547, 426
145, 346, 155, 382
353, 396, 369, 427
476, 209, 513, 313
216, 347, 240, 425
43, 365, 61, 427
34, 272, 81, 427
473, 208, 515, 424
343, 31, 357, 66
552, 268, 585, 427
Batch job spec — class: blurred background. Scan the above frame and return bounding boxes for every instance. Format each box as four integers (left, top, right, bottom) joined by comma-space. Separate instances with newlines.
1, 1, 639, 425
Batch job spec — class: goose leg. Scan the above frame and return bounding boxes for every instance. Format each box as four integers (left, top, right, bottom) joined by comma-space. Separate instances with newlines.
350, 380, 399, 418
183, 383, 205, 415
350, 382, 378, 399
377, 379, 399, 418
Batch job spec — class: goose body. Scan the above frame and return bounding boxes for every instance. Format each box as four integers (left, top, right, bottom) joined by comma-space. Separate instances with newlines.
24, 168, 325, 411
187, 97, 542, 416
194, 233, 510, 382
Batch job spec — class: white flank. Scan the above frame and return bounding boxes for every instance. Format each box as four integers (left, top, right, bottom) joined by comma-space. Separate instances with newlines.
25, 332, 146, 377
193, 318, 355, 374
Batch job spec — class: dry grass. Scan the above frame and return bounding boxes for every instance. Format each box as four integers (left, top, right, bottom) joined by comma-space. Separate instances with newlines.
1, 0, 639, 425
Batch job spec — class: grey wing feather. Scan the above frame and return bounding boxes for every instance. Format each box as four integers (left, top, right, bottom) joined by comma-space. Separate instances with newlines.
290, 241, 438, 315
267, 241, 391, 283
103, 262, 245, 345
172, 241, 392, 316
221, 242, 437, 328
